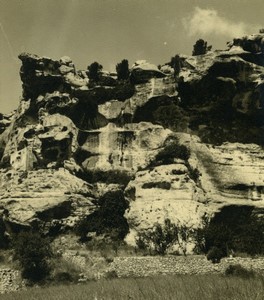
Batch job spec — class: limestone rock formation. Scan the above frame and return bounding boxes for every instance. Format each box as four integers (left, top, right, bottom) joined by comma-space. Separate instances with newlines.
0, 168, 95, 232
0, 32, 264, 252
130, 60, 166, 83
177, 47, 264, 145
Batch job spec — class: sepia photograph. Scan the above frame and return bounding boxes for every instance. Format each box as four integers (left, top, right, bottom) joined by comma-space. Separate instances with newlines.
0, 0, 264, 298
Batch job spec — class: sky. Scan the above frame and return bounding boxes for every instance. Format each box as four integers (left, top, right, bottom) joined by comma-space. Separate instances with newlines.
0, 0, 263, 113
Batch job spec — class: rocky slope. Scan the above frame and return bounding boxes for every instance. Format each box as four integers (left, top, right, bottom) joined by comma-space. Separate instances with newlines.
0, 33, 264, 253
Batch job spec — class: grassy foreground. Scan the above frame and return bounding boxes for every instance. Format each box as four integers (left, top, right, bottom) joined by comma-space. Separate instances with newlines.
2, 274, 264, 300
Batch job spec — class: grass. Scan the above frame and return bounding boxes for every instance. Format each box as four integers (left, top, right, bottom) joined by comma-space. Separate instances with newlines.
2, 274, 264, 300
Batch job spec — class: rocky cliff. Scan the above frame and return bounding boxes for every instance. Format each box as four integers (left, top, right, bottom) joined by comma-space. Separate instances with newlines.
0, 33, 263, 253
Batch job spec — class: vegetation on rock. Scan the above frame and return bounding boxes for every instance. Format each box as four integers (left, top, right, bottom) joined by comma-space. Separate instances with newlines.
116, 59, 130, 80
192, 39, 212, 56
76, 190, 129, 242
155, 139, 190, 165
87, 61, 103, 81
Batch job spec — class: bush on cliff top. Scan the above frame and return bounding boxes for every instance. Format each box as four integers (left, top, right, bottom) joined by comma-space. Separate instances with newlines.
87, 62, 103, 81
192, 39, 212, 56
116, 59, 130, 81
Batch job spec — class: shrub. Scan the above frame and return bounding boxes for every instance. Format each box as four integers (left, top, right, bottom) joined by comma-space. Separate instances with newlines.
155, 140, 190, 164
193, 208, 264, 258
105, 270, 118, 279
207, 246, 225, 263
76, 190, 129, 242
192, 39, 212, 56
136, 219, 179, 255
87, 62, 103, 81
12, 231, 52, 282
188, 166, 200, 183
80, 169, 132, 186
0, 216, 9, 249
116, 59, 129, 81
169, 55, 182, 76
53, 271, 74, 283
225, 264, 255, 278
153, 104, 188, 131
113, 82, 135, 101
51, 258, 80, 283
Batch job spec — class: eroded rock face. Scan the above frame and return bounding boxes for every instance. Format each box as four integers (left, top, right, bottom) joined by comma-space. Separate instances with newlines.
18, 53, 87, 101
230, 34, 264, 55
1, 33, 264, 248
0, 168, 95, 232
124, 163, 206, 247
78, 122, 171, 171
190, 139, 264, 203
177, 50, 264, 145
124, 133, 264, 251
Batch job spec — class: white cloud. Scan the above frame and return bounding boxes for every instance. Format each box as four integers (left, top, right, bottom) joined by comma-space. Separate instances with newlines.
183, 7, 259, 38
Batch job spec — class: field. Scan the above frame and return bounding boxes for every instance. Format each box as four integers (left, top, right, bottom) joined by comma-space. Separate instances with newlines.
1, 274, 264, 300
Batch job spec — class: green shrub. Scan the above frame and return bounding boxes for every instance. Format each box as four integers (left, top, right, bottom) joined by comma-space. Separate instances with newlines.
12, 231, 52, 282
207, 246, 225, 263
225, 264, 255, 278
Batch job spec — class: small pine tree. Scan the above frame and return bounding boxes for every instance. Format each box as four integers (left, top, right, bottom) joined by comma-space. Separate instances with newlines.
87, 62, 103, 81
116, 59, 129, 80
192, 39, 212, 56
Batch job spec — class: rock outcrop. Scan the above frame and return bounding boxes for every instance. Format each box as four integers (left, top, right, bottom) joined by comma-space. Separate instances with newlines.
176, 44, 264, 145
0, 33, 264, 252
130, 60, 166, 83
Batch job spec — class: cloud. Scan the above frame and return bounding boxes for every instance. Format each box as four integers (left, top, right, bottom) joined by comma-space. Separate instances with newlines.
183, 7, 259, 38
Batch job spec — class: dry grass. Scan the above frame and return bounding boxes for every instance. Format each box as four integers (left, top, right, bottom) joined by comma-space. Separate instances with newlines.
2, 274, 264, 300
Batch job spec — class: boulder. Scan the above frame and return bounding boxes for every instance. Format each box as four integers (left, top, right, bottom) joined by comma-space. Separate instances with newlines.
130, 60, 166, 83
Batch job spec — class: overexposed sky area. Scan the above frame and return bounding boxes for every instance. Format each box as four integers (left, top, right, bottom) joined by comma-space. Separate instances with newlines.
0, 0, 263, 113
